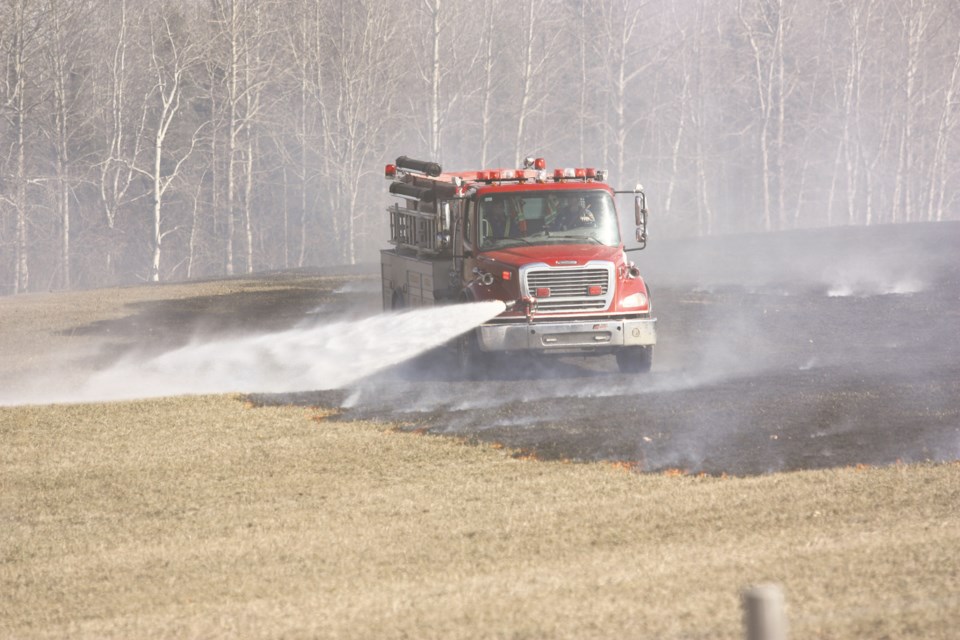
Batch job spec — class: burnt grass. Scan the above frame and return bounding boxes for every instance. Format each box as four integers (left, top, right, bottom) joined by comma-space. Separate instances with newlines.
74, 223, 958, 477
252, 222, 960, 476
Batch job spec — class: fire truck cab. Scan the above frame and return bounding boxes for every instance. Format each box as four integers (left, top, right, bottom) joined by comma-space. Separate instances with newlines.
380, 155, 656, 374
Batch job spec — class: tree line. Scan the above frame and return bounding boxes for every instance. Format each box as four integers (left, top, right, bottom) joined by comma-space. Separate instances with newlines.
1, 0, 958, 294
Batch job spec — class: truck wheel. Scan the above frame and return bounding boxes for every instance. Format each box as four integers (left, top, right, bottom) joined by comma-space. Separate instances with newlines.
456, 330, 489, 379
616, 346, 653, 373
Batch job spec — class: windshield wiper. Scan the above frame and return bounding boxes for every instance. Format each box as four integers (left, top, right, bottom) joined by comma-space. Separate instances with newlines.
552, 234, 604, 244
501, 236, 535, 246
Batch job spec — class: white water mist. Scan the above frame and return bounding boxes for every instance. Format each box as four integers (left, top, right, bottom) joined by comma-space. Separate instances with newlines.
4, 301, 506, 406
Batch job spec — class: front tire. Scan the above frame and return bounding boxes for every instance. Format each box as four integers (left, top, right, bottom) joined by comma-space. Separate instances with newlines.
456, 329, 490, 379
616, 346, 653, 373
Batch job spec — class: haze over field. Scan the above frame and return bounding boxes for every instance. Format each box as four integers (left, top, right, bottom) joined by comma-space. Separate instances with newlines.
1, 1, 959, 294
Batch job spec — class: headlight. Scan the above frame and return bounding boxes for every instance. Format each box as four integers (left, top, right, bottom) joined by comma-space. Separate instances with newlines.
621, 292, 648, 309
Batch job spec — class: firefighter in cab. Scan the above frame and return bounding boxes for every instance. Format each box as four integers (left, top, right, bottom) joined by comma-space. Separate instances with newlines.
483, 197, 526, 240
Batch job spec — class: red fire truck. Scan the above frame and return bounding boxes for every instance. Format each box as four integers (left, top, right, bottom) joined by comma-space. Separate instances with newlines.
380, 155, 656, 373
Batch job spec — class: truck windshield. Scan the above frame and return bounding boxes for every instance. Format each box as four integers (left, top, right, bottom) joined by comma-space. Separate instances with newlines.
477, 190, 620, 250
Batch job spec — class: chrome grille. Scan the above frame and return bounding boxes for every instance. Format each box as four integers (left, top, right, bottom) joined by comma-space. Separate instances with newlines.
523, 263, 614, 313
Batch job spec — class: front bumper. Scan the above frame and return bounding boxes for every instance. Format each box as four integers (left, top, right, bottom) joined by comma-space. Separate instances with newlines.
477, 317, 657, 353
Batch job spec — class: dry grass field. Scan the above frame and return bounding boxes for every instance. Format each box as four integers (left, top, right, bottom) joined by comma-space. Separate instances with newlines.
2, 276, 959, 638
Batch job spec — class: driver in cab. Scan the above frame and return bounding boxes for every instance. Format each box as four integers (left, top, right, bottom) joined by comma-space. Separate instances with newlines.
548, 195, 595, 230
483, 198, 524, 239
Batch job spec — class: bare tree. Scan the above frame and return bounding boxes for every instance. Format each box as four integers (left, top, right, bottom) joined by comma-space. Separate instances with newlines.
137, 3, 205, 282
477, 0, 500, 167
738, 0, 792, 231
417, 0, 490, 166
312, 1, 404, 265
594, 0, 655, 184
510, 0, 544, 166
42, 0, 97, 289
692, 0, 717, 235
892, 0, 935, 223
926, 10, 960, 222
1, 0, 45, 293
1, 0, 960, 295
95, 0, 148, 279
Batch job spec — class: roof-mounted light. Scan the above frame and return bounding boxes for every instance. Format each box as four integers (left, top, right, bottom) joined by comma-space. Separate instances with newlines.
585, 168, 596, 179
522, 157, 547, 170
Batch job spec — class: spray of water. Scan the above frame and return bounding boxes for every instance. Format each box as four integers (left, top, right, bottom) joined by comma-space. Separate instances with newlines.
4, 301, 505, 406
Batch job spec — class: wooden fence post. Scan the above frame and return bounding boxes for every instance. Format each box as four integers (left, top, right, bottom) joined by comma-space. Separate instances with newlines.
742, 583, 788, 640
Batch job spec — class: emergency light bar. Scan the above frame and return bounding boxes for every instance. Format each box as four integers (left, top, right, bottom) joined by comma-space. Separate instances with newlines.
388, 153, 606, 186
550, 167, 606, 182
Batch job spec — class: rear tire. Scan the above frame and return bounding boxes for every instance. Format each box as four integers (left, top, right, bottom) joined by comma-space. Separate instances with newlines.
616, 346, 653, 373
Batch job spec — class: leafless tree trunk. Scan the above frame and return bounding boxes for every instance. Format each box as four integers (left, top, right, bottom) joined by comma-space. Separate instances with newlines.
312, 1, 403, 265
139, 4, 204, 282
512, 1, 536, 167
927, 27, 960, 222
424, 0, 442, 160
739, 0, 791, 231
693, 0, 715, 235
892, 0, 933, 223
97, 0, 144, 278
3, 0, 40, 294
240, 2, 268, 274
1, 0, 960, 295
214, 0, 241, 275
591, 0, 652, 183
478, 0, 497, 167
45, 0, 92, 290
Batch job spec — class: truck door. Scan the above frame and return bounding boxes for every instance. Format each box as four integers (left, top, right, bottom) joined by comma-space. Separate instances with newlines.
458, 198, 480, 294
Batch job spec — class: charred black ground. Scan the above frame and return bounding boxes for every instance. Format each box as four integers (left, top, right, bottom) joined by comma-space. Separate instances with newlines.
84, 223, 960, 476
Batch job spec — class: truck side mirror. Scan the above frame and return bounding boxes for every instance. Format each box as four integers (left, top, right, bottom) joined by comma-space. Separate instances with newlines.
441, 201, 452, 234
634, 193, 647, 250
634, 192, 647, 227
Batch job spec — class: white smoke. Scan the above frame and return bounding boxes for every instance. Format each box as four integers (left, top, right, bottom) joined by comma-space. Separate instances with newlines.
826, 278, 924, 298
821, 261, 925, 298
2, 301, 505, 406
